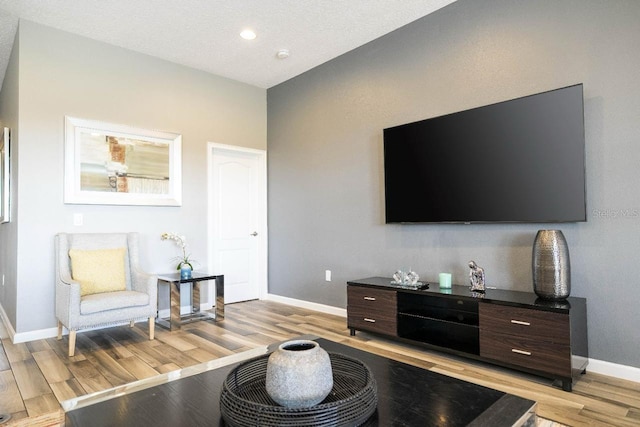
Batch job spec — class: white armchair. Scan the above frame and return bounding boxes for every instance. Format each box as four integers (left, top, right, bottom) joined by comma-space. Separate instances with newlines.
55, 232, 157, 356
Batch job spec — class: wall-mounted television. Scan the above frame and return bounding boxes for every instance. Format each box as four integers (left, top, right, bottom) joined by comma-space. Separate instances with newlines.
383, 84, 586, 224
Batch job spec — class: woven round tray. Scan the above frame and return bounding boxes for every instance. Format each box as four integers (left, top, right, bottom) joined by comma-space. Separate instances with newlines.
220, 352, 378, 427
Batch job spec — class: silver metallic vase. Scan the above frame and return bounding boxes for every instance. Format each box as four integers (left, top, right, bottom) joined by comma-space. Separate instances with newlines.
532, 230, 571, 300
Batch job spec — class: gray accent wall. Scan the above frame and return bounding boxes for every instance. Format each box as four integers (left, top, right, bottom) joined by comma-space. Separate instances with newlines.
0, 20, 266, 335
267, 0, 640, 367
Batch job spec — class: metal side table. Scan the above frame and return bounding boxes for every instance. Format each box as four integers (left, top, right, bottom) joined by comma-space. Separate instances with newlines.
156, 272, 224, 330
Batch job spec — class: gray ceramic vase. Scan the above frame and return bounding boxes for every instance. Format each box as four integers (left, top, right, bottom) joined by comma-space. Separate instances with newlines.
532, 229, 571, 300
265, 340, 333, 408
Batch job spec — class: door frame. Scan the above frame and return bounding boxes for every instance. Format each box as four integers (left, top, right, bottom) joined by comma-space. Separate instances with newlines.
207, 142, 268, 303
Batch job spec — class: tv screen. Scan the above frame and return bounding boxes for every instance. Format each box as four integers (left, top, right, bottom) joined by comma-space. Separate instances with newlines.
383, 84, 586, 224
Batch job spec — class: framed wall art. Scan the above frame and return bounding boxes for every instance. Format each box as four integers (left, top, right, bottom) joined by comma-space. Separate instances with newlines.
64, 117, 182, 206
0, 127, 10, 223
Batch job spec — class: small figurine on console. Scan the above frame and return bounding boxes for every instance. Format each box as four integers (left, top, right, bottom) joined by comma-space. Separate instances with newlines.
468, 260, 486, 293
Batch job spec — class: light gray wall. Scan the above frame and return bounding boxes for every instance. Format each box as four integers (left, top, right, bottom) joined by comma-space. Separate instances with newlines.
267, 0, 640, 367
2, 20, 266, 334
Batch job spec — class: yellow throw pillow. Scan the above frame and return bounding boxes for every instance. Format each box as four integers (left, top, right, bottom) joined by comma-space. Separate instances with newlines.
69, 248, 127, 296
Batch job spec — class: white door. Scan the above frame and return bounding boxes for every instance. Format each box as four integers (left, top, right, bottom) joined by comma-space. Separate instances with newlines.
208, 143, 267, 304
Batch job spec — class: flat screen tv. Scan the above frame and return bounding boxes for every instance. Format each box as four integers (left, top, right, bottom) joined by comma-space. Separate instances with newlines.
383, 84, 586, 224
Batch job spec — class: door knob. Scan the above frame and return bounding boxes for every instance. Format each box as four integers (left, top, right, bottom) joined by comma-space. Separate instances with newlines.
250, 231, 258, 236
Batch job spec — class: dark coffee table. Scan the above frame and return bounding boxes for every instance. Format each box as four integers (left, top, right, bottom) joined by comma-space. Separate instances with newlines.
65, 338, 536, 426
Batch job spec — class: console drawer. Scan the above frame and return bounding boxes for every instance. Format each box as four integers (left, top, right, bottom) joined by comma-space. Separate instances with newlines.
480, 330, 571, 377
348, 286, 396, 315
348, 286, 397, 336
348, 308, 397, 336
479, 304, 569, 345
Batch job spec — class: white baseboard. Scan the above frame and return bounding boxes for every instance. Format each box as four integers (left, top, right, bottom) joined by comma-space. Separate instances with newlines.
5, 304, 211, 344
0, 303, 16, 341
11, 319, 162, 343
13, 327, 60, 343
587, 358, 640, 383
264, 293, 347, 317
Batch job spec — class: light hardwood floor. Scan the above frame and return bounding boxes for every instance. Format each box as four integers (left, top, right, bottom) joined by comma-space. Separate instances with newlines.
0, 300, 639, 426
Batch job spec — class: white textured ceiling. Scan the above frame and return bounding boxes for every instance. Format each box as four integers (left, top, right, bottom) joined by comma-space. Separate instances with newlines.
0, 0, 456, 89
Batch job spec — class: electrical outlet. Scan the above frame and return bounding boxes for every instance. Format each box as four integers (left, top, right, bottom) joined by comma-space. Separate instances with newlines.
325, 270, 331, 282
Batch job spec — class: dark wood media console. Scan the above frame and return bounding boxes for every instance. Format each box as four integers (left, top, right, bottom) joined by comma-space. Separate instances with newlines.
347, 277, 588, 392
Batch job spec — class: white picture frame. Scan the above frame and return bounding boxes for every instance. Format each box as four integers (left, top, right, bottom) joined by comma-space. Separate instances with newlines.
64, 116, 182, 206
0, 127, 10, 223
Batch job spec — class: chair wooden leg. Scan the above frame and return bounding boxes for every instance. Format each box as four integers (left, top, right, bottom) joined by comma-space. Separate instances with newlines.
148, 317, 155, 340
57, 321, 63, 340
68, 330, 77, 357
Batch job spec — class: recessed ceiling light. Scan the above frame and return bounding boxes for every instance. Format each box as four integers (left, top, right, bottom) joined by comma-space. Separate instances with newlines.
240, 29, 256, 40
276, 49, 290, 59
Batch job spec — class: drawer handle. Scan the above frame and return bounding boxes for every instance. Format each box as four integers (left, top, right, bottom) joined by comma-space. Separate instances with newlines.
363, 318, 376, 323
363, 297, 376, 301
510, 320, 531, 326
511, 349, 532, 356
